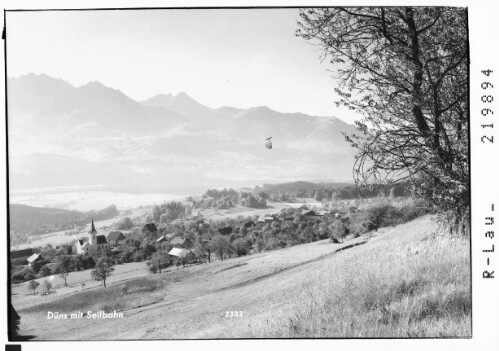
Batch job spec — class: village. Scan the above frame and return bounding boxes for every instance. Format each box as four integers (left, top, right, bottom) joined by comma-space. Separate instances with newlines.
10, 196, 365, 301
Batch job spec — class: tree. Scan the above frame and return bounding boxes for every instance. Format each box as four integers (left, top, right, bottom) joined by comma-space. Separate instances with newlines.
363, 202, 396, 232
258, 191, 269, 200
28, 280, 40, 295
142, 242, 157, 259
246, 195, 266, 209
148, 262, 158, 274
117, 217, 134, 230
165, 202, 186, 222
152, 206, 163, 223
30, 257, 49, 274
147, 251, 169, 273
329, 219, 348, 242
313, 191, 323, 201
37, 265, 52, 278
297, 7, 469, 228
231, 238, 252, 257
12, 267, 35, 282
42, 280, 52, 294
210, 235, 230, 261
53, 255, 74, 286
91, 258, 115, 287
41, 243, 56, 254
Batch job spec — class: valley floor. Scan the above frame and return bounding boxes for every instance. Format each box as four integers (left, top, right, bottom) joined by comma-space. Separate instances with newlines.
15, 215, 471, 340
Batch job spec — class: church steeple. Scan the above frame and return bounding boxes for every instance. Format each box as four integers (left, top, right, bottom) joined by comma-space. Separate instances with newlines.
89, 218, 97, 234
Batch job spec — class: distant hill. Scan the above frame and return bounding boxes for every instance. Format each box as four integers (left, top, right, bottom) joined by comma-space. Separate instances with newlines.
263, 181, 329, 193
262, 181, 411, 199
10, 204, 84, 231
8, 73, 358, 192
9, 204, 119, 243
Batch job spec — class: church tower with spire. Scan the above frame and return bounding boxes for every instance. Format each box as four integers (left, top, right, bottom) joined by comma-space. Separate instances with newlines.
74, 218, 108, 256
89, 218, 97, 245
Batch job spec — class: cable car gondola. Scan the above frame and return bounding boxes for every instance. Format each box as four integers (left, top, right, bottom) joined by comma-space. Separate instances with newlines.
265, 137, 272, 149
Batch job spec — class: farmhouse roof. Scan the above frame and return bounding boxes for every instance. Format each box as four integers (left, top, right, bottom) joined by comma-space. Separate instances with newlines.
258, 215, 273, 222
95, 235, 108, 245
218, 226, 233, 235
143, 223, 158, 233
169, 247, 189, 258
107, 231, 125, 241
301, 209, 315, 216
243, 221, 255, 228
27, 253, 41, 263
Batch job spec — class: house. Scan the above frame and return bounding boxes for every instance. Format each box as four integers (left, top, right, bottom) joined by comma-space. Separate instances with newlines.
142, 223, 158, 236
168, 247, 189, 258
26, 253, 43, 266
301, 209, 316, 216
218, 226, 233, 235
74, 219, 109, 257
170, 236, 193, 249
11, 248, 35, 266
168, 247, 196, 264
257, 215, 274, 223
107, 231, 126, 246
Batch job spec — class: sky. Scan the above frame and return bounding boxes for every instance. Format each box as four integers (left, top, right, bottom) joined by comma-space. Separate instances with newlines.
6, 9, 362, 124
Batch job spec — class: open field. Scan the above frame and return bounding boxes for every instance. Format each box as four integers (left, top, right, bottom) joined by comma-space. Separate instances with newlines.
15, 215, 471, 339
11, 262, 149, 310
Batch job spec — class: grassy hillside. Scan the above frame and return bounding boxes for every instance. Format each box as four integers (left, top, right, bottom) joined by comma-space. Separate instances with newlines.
15, 215, 470, 339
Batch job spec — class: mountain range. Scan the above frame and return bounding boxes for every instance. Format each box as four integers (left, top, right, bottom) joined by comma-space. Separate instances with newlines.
7, 73, 358, 193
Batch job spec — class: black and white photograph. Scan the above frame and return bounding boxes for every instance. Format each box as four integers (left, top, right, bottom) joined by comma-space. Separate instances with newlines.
0, 1, 497, 348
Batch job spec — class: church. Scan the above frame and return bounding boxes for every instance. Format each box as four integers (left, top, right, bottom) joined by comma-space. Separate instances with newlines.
74, 219, 109, 257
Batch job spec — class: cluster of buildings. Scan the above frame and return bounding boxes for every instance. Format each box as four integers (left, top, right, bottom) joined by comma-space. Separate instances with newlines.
73, 219, 126, 257
12, 207, 353, 267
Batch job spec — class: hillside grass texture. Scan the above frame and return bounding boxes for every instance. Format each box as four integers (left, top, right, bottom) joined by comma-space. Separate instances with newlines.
240, 217, 471, 338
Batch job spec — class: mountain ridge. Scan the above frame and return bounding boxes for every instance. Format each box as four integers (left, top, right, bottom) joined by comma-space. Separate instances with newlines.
7, 73, 358, 191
